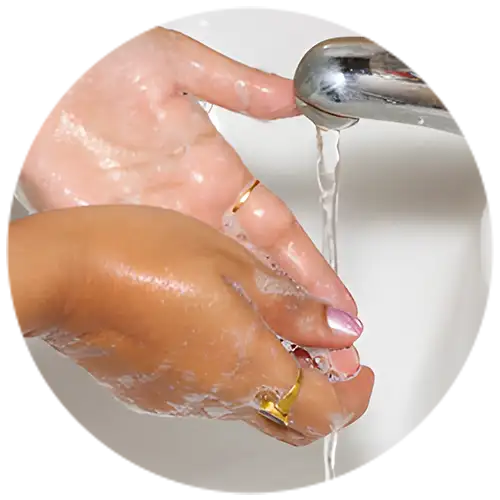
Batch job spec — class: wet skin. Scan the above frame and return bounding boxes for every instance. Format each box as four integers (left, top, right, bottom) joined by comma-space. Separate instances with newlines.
15, 28, 373, 443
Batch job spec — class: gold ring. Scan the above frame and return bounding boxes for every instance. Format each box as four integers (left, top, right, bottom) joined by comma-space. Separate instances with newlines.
231, 179, 260, 214
256, 368, 303, 427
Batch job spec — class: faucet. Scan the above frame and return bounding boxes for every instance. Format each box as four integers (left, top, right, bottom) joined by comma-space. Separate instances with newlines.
294, 37, 496, 294
294, 37, 461, 135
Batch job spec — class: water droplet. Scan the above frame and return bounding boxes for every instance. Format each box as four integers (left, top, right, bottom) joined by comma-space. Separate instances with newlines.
328, 372, 341, 382
313, 356, 330, 373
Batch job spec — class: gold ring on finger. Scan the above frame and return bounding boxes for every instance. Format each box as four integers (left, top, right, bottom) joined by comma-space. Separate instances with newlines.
231, 179, 260, 214
255, 367, 303, 427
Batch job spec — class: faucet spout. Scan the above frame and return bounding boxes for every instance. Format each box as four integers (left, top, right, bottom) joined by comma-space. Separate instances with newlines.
294, 37, 461, 135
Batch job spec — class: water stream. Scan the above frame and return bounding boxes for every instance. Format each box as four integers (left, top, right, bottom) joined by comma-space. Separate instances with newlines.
315, 126, 343, 481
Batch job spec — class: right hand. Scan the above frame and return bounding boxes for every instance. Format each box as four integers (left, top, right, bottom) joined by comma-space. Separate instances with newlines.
11, 205, 373, 446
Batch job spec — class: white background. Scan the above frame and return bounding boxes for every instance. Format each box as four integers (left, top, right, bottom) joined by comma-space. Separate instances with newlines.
0, 1, 500, 499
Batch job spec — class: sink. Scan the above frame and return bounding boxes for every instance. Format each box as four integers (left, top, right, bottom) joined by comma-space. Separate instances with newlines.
12, 8, 489, 493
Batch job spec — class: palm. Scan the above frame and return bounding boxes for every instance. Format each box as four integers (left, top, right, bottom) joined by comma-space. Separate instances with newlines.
22, 28, 360, 368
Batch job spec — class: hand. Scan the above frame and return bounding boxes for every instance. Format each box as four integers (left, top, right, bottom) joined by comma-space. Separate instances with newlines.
10, 206, 373, 446
21, 27, 357, 320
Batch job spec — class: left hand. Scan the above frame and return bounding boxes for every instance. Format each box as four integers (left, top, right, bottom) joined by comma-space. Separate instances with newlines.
10, 206, 373, 446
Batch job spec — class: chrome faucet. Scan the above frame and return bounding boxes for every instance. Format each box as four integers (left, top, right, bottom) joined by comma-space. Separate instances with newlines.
294, 37, 461, 135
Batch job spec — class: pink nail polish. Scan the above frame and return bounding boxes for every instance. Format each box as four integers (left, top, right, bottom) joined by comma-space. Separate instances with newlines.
326, 307, 364, 337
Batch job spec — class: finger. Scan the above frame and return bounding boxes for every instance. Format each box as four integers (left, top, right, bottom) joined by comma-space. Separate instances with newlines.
243, 413, 314, 447
218, 246, 363, 349
220, 403, 313, 447
285, 366, 373, 437
155, 29, 354, 311
218, 286, 374, 439
138, 29, 343, 307
225, 181, 358, 316
333, 367, 375, 426
152, 28, 299, 119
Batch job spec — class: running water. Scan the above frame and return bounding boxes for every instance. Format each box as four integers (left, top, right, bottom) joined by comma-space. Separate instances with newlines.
316, 127, 342, 271
315, 126, 342, 481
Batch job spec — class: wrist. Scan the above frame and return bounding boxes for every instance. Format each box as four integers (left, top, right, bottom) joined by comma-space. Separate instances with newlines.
8, 210, 85, 336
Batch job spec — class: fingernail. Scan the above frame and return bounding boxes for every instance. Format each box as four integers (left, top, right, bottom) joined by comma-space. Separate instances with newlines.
326, 307, 364, 337
308, 346, 361, 382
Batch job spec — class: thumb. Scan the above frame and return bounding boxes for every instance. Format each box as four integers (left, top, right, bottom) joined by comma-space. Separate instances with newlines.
221, 253, 363, 350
